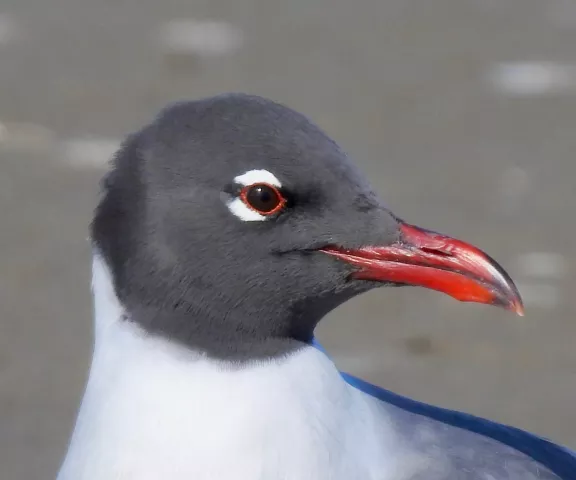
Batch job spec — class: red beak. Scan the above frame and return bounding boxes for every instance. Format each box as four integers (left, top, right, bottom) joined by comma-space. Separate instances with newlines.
320, 223, 524, 315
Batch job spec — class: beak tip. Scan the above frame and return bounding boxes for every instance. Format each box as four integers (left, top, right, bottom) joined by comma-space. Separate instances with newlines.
508, 299, 525, 317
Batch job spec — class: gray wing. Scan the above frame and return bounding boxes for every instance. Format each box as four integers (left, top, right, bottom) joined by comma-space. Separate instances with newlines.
383, 401, 560, 480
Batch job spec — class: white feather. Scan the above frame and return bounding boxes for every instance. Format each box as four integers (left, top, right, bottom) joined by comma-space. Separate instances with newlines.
57, 254, 407, 480
226, 196, 267, 221
233, 169, 282, 188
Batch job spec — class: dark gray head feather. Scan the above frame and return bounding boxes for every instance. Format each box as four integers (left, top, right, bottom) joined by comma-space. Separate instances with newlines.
92, 93, 401, 360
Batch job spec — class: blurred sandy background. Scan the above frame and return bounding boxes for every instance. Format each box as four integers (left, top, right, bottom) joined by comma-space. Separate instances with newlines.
1, 0, 576, 478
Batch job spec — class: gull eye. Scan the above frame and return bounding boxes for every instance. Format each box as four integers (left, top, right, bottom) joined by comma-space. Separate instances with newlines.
225, 169, 286, 222
240, 183, 286, 215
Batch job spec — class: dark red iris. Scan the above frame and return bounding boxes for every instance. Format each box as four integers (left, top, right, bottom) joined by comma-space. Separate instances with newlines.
240, 183, 286, 215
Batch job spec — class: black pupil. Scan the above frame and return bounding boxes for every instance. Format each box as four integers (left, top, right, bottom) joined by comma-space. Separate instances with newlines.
245, 184, 281, 213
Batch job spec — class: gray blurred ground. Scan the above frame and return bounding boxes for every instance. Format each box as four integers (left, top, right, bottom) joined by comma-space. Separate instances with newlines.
1, 0, 576, 478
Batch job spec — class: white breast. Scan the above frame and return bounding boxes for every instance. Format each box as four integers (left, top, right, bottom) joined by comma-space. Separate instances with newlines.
56, 255, 405, 480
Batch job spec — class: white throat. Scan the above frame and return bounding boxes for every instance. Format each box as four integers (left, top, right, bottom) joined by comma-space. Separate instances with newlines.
57, 254, 403, 480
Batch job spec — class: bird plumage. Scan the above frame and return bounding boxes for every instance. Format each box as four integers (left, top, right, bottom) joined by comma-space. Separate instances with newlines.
57, 94, 575, 479
58, 256, 402, 480
57, 255, 573, 480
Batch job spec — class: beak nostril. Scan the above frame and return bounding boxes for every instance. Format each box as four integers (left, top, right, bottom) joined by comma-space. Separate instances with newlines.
421, 247, 454, 257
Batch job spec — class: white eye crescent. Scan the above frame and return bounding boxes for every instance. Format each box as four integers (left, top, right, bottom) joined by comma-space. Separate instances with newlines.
233, 169, 282, 188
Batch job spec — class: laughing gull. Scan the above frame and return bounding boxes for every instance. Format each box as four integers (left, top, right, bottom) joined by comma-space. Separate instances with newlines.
57, 94, 575, 479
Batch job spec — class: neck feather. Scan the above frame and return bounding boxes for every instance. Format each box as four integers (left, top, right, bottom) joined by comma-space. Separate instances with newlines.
57, 254, 400, 480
